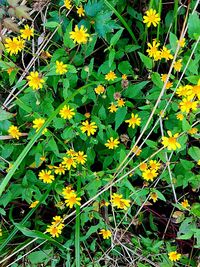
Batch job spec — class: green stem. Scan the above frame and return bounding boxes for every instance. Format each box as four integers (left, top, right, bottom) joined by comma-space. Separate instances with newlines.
75, 173, 81, 267
174, 0, 179, 35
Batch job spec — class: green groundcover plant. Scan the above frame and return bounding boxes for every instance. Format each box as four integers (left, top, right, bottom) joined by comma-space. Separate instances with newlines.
0, 0, 200, 266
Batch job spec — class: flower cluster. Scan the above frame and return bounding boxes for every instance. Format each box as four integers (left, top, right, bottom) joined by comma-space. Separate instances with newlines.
111, 193, 131, 210
46, 216, 65, 238
108, 98, 125, 113
146, 40, 173, 61
140, 160, 161, 182
62, 185, 81, 208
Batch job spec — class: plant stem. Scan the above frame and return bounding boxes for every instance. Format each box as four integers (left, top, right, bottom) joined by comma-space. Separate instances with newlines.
75, 173, 81, 267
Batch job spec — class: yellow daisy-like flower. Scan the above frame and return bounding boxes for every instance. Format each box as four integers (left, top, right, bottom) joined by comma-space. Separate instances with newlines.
176, 85, 192, 98
56, 61, 68, 75
117, 98, 125, 107
161, 131, 181, 151
187, 84, 200, 100
173, 59, 182, 72
122, 74, 127, 80
179, 98, 198, 113
27, 71, 45, 90
75, 151, 87, 165
149, 192, 158, 203
0, 229, 2, 237
99, 229, 111, 239
188, 128, 198, 135
143, 8, 160, 27
66, 149, 77, 157
33, 118, 47, 134
8, 125, 22, 139
105, 137, 120, 149
46, 224, 63, 238
5, 37, 25, 55
168, 251, 181, 262
118, 198, 131, 210
146, 40, 160, 59
161, 74, 173, 89
160, 46, 173, 60
59, 105, 75, 120
54, 164, 66, 175
62, 185, 75, 198
29, 200, 39, 208
65, 192, 81, 208
20, 25, 34, 40
105, 71, 117, 81
177, 38, 185, 48
181, 199, 190, 209
62, 157, 77, 170
108, 102, 118, 113
142, 169, 158, 181
176, 113, 184, 121
38, 170, 54, 183
132, 145, 142, 156
111, 193, 123, 208
77, 5, 85, 17
80, 120, 97, 136
139, 162, 148, 171
64, 0, 72, 9
149, 160, 161, 171
70, 25, 89, 44
95, 85, 105, 95
125, 113, 141, 129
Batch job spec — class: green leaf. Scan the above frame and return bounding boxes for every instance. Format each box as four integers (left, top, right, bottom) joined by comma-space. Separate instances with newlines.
85, 0, 104, 17
138, 52, 153, 69
63, 21, 75, 49
28, 250, 52, 264
43, 21, 60, 28
191, 203, 200, 217
118, 60, 132, 74
110, 29, 123, 46
151, 72, 163, 88
108, 48, 115, 67
169, 32, 178, 53
188, 12, 200, 40
182, 118, 191, 131
0, 108, 13, 121
125, 81, 149, 98
188, 146, 200, 161
115, 107, 127, 130
95, 11, 119, 38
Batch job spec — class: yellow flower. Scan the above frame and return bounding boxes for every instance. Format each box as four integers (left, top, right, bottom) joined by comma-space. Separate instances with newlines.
105, 71, 117, 81
99, 229, 111, 239
108, 102, 118, 113
125, 113, 141, 129
20, 25, 34, 40
122, 74, 127, 80
174, 59, 182, 72
142, 169, 158, 181
168, 251, 181, 262
181, 199, 190, 209
146, 40, 160, 59
176, 113, 184, 121
33, 118, 47, 134
62, 185, 75, 198
54, 164, 66, 175
176, 85, 192, 98
149, 160, 161, 171
95, 85, 105, 95
149, 192, 158, 203
160, 46, 173, 60
179, 98, 198, 113
80, 120, 97, 136
161, 74, 173, 89
62, 157, 77, 170
111, 193, 123, 208
29, 200, 39, 208
143, 8, 160, 27
56, 61, 68, 75
139, 162, 148, 171
188, 128, 198, 135
117, 98, 125, 107
77, 5, 85, 17
46, 224, 63, 238
187, 84, 200, 100
64, 0, 72, 9
70, 25, 89, 44
52, 216, 64, 228
75, 151, 87, 165
5, 37, 25, 55
197, 160, 200, 165
105, 137, 120, 149
38, 170, 54, 183
161, 131, 181, 151
66, 149, 77, 157
59, 105, 75, 119
85, 112, 90, 118
132, 146, 142, 156
65, 192, 81, 208
118, 198, 131, 210
177, 38, 185, 48
8, 125, 22, 139
0, 229, 2, 237
27, 71, 45, 90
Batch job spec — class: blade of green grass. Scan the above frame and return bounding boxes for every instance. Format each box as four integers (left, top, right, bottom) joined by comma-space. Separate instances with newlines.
104, 0, 138, 45
75, 174, 81, 267
0, 82, 98, 197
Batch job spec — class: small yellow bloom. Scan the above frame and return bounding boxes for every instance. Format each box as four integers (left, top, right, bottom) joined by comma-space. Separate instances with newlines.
149, 192, 158, 203
7, 67, 15, 75
117, 98, 125, 107
143, 8, 160, 27
142, 169, 158, 181
187, 84, 200, 100
122, 74, 127, 80
161, 131, 181, 151
20, 25, 34, 40
85, 112, 91, 118
177, 38, 185, 48
8, 125, 22, 139
94, 85, 105, 95
52, 216, 64, 227
46, 224, 63, 238
179, 98, 198, 113
62, 185, 75, 198
188, 128, 198, 135
111, 193, 130, 210
29, 200, 39, 208
105, 137, 120, 149
125, 113, 141, 129
75, 151, 87, 165
64, 0, 72, 9
33, 118, 47, 134
56, 61, 68, 75
197, 160, 200, 165
176, 85, 192, 98
27, 71, 45, 90
70, 25, 89, 44
132, 146, 142, 156
108, 102, 118, 113
149, 160, 161, 171
168, 251, 181, 262
160, 46, 173, 60
62, 157, 77, 170
59, 105, 75, 119
65, 192, 81, 208
161, 74, 173, 89
0, 228, 2, 237
99, 229, 112, 239
77, 5, 85, 17
118, 198, 131, 210
54, 164, 66, 175
66, 149, 77, 157
80, 120, 97, 136
146, 40, 160, 59
105, 71, 117, 81
181, 199, 190, 209
38, 170, 54, 183
139, 162, 148, 171
176, 113, 184, 121
173, 59, 182, 72
5, 37, 25, 55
